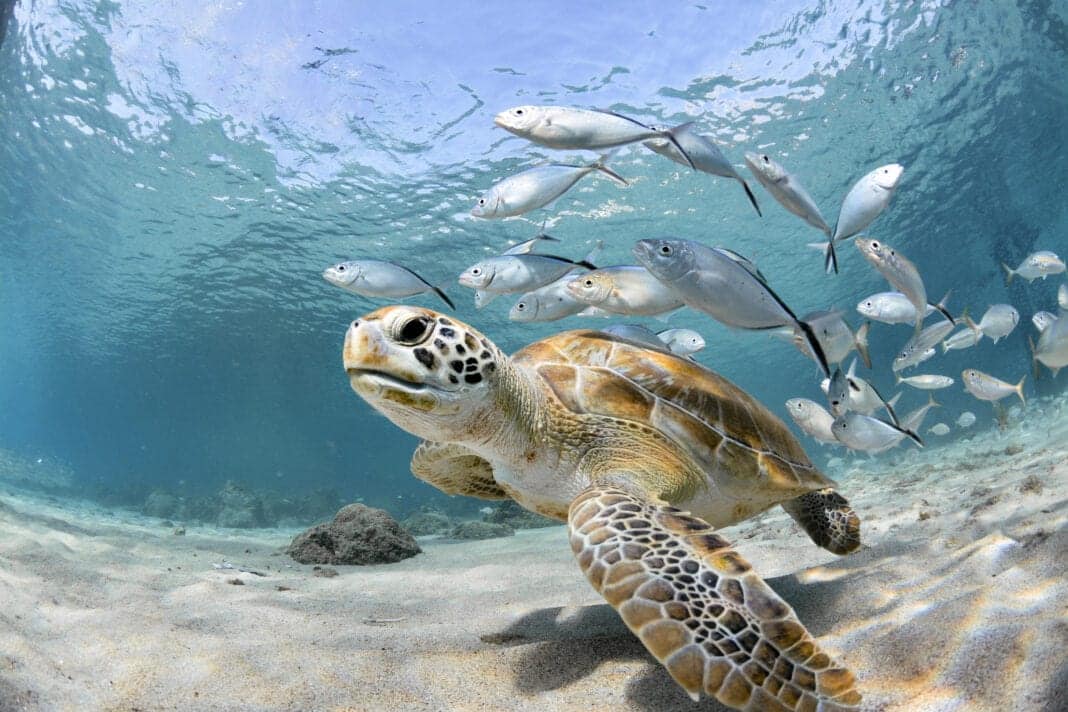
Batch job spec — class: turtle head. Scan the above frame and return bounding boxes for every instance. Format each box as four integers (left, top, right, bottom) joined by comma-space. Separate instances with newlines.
343, 306, 504, 441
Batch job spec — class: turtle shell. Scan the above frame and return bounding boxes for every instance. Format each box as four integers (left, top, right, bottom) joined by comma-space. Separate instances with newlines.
511, 329, 835, 502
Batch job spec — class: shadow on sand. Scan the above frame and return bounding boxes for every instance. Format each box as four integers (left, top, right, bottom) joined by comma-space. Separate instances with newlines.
483, 546, 876, 712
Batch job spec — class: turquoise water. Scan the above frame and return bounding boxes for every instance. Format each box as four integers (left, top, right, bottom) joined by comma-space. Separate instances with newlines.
1, 1, 1066, 523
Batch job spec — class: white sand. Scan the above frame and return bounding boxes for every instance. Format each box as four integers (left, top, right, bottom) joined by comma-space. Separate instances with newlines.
1, 408, 1066, 711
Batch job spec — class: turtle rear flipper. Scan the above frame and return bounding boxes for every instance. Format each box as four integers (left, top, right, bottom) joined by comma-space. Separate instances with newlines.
782, 488, 862, 556
410, 441, 509, 500
568, 485, 861, 711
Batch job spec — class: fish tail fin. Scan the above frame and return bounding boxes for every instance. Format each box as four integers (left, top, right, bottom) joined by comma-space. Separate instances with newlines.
582, 240, 604, 265
797, 318, 831, 378
1002, 262, 1015, 285
885, 392, 902, 426
846, 357, 857, 379
855, 321, 871, 369
894, 373, 902, 385
932, 290, 953, 324
928, 393, 940, 409
913, 317, 924, 339
662, 122, 697, 170
964, 312, 982, 341
933, 300, 955, 325
434, 286, 456, 310
591, 153, 628, 187
1015, 375, 1027, 406
741, 179, 762, 216
826, 240, 839, 274
807, 241, 838, 274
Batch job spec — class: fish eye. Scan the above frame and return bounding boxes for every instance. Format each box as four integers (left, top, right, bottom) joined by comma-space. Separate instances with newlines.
516, 302, 526, 311
889, 249, 896, 256
864, 301, 872, 307
471, 267, 481, 275
583, 279, 593, 287
336, 264, 346, 271
515, 108, 524, 115
397, 316, 432, 345
659, 245, 673, 255
762, 155, 770, 163
871, 241, 880, 249
478, 198, 485, 205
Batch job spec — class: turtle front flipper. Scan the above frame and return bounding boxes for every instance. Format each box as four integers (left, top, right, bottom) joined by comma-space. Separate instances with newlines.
568, 485, 861, 711
782, 488, 861, 556
410, 441, 509, 500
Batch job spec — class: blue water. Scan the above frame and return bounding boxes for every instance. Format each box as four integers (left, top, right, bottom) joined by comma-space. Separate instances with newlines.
1, 1, 1066, 522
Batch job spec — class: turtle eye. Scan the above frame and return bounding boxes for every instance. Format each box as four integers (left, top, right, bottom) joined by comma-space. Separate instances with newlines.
397, 316, 432, 345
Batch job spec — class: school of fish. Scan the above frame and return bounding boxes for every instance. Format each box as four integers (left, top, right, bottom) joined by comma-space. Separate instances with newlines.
317, 103, 1067, 456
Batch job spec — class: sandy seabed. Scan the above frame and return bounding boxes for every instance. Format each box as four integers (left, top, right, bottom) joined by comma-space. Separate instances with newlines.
1, 404, 1066, 712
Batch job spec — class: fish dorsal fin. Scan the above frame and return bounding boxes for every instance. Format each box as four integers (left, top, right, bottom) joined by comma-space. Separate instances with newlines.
712, 247, 769, 284
398, 264, 455, 310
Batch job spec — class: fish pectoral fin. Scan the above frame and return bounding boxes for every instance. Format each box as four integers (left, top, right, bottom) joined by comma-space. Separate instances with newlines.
740, 179, 762, 216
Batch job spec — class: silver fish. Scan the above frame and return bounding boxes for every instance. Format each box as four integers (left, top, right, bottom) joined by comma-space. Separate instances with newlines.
643, 125, 761, 215
896, 374, 954, 390
471, 156, 626, 219
1030, 312, 1068, 377
928, 423, 951, 436
508, 272, 602, 323
785, 398, 839, 445
831, 411, 922, 453
795, 309, 870, 368
956, 411, 977, 428
1060, 283, 1068, 311
1001, 250, 1065, 284
962, 369, 1026, 405
821, 360, 899, 420
1032, 311, 1057, 332
900, 393, 940, 433
502, 233, 561, 255
459, 253, 596, 293
744, 152, 828, 234
656, 328, 706, 355
633, 238, 831, 376
323, 259, 454, 309
977, 304, 1019, 343
856, 291, 946, 325
942, 324, 980, 353
819, 163, 904, 273
856, 237, 953, 335
494, 106, 696, 167
601, 324, 668, 349
566, 266, 684, 317
893, 319, 956, 372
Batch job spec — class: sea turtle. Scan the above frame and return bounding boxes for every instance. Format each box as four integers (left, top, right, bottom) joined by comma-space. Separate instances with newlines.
343, 306, 863, 711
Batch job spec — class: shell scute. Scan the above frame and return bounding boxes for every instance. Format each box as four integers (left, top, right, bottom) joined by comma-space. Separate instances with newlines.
513, 330, 833, 496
